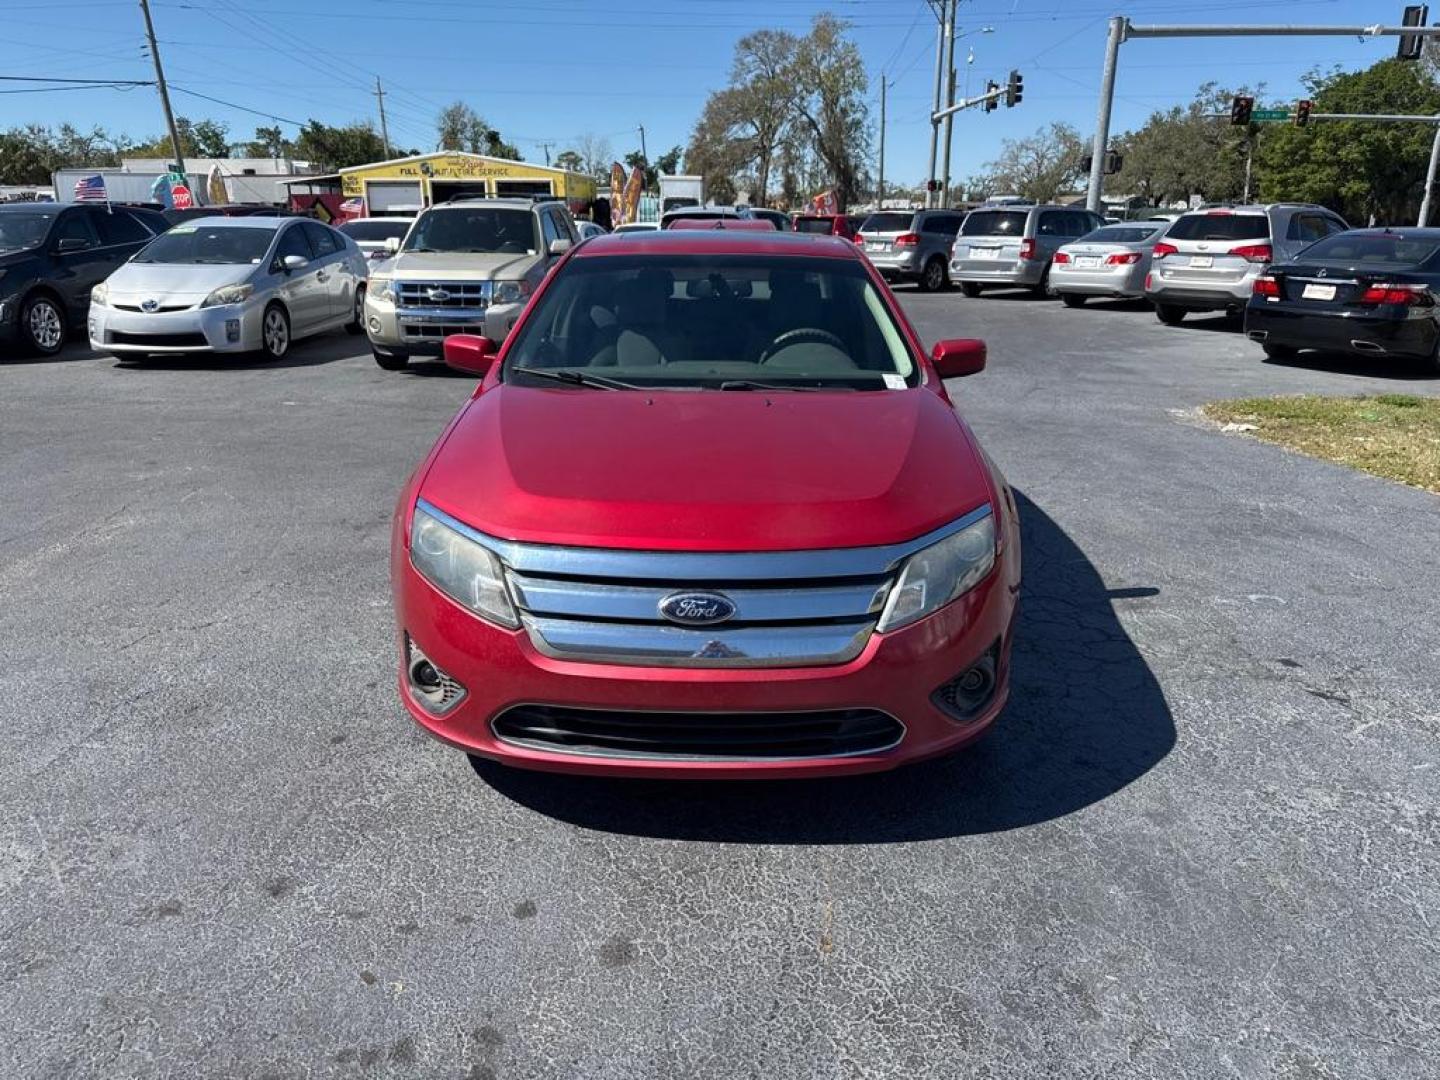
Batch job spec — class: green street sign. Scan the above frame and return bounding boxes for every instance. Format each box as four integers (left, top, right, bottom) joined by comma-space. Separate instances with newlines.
1250, 109, 1291, 122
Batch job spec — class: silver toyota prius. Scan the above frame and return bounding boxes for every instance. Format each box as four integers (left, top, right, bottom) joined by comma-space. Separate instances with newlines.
88, 217, 369, 360
1050, 222, 1166, 306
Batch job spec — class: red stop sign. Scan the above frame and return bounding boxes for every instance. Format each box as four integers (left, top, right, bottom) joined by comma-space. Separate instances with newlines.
171, 184, 193, 210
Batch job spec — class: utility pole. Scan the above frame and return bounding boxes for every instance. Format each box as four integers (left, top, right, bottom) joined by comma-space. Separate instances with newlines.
939, 4, 958, 208
537, 141, 553, 166
138, 0, 185, 176
374, 76, 391, 159
878, 75, 888, 209
925, 0, 950, 207
1421, 120, 1440, 226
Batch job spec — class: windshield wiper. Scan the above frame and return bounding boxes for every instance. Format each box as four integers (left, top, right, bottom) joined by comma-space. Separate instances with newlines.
717, 379, 838, 392
510, 367, 641, 391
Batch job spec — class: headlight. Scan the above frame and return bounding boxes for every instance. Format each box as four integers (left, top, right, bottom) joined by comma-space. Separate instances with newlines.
199, 283, 254, 308
90, 281, 108, 307
876, 512, 995, 633
369, 277, 395, 303
409, 506, 518, 629
492, 279, 533, 305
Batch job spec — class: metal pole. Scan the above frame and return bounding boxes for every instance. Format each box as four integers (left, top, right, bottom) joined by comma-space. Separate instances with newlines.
1087, 16, 1125, 213
940, 3, 958, 207
878, 76, 887, 209
138, 0, 185, 177
926, 2, 947, 208
1420, 120, 1440, 226
1128, 23, 1440, 39
1243, 132, 1253, 203
374, 76, 392, 159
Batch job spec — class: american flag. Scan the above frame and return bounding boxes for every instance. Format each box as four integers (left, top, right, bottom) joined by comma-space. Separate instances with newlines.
73, 174, 108, 202
339, 197, 364, 215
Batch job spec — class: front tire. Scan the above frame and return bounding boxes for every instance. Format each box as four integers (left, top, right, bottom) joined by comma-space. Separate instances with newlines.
373, 348, 408, 371
1060, 293, 1086, 308
1155, 303, 1186, 326
20, 293, 66, 356
917, 256, 948, 293
960, 282, 982, 298
259, 303, 290, 361
345, 285, 366, 335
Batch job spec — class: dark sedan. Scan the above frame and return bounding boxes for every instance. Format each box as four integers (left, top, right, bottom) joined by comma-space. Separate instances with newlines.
1245, 228, 1440, 372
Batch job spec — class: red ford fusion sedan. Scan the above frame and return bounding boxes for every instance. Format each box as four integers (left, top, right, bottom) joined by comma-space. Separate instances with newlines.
391, 230, 1021, 779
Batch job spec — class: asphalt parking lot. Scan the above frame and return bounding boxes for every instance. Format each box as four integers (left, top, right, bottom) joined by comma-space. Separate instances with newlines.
2, 293, 1437, 1079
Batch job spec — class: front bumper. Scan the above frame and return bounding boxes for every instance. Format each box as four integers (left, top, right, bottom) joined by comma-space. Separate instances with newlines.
365, 295, 489, 356
392, 545, 1019, 780
1244, 300, 1437, 359
88, 302, 260, 353
948, 257, 1045, 287
1052, 262, 1148, 297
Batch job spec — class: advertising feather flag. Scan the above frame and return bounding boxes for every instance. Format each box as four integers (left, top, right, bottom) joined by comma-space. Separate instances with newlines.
622, 165, 644, 226
609, 163, 627, 228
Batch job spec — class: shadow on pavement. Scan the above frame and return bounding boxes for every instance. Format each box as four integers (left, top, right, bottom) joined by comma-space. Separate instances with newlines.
474, 491, 1176, 842
1260, 349, 1436, 382
105, 330, 361, 372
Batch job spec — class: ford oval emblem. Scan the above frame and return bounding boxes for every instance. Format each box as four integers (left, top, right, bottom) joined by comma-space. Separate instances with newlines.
659, 591, 737, 626
141, 299, 159, 312
427, 288, 451, 302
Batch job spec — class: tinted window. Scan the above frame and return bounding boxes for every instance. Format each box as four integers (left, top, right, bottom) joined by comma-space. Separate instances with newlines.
540, 211, 562, 248
135, 224, 276, 264
0, 210, 57, 252
54, 212, 97, 248
1165, 213, 1269, 241
794, 217, 835, 234
1286, 213, 1329, 243
89, 208, 152, 246
922, 214, 962, 236
274, 225, 313, 263
404, 207, 537, 253
961, 210, 1028, 237
338, 219, 412, 242
861, 212, 914, 233
1297, 232, 1440, 266
303, 222, 340, 256
1082, 225, 1163, 244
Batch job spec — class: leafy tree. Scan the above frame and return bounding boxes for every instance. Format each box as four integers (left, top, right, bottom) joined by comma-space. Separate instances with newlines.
436, 101, 520, 160
126, 117, 231, 161
0, 123, 124, 183
553, 149, 584, 173
983, 122, 1087, 203
292, 120, 388, 170
788, 15, 870, 208
655, 145, 683, 177
1110, 83, 1263, 207
244, 125, 292, 159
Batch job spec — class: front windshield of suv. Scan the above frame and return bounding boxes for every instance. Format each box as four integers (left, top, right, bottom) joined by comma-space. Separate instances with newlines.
0, 210, 56, 253
503, 254, 917, 390
133, 224, 275, 264
403, 207, 537, 254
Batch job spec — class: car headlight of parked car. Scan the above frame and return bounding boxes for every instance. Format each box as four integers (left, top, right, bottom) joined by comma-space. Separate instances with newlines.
492, 279, 533, 305
199, 283, 254, 308
369, 277, 395, 303
876, 511, 996, 633
90, 281, 108, 307
410, 506, 518, 629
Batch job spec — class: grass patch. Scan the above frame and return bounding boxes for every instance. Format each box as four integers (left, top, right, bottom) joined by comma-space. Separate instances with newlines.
1202, 394, 1440, 494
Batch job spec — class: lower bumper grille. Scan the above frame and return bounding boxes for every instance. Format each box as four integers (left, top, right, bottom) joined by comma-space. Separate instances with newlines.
109, 330, 208, 347
492, 704, 904, 761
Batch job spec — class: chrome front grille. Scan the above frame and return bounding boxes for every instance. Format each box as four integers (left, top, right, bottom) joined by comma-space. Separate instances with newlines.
396, 280, 491, 309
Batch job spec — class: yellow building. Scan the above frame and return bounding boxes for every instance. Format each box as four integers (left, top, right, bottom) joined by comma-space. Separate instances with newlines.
338, 152, 597, 216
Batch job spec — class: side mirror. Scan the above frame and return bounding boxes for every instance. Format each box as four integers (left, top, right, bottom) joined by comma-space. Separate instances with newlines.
930, 338, 986, 379
384, 236, 401, 254
548, 238, 573, 256
56, 237, 91, 253
443, 333, 497, 376
281, 254, 309, 272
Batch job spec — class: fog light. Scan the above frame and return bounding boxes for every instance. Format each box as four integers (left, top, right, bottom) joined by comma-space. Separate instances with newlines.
932, 644, 999, 723
225, 319, 241, 343
405, 636, 466, 715
368, 317, 381, 332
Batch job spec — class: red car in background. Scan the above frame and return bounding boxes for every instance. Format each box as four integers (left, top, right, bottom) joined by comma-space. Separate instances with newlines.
391, 230, 1020, 779
794, 213, 867, 242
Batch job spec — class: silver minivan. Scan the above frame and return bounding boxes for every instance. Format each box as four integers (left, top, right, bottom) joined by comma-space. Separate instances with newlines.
858, 209, 966, 291
1145, 203, 1348, 324
950, 205, 1107, 297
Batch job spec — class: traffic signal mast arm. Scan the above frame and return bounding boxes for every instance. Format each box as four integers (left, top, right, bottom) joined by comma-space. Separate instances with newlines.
933, 71, 1021, 121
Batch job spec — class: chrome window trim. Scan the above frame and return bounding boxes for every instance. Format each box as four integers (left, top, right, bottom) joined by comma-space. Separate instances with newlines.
413, 499, 993, 583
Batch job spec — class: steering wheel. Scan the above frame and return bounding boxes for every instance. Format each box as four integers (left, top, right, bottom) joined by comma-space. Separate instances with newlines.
759, 327, 848, 364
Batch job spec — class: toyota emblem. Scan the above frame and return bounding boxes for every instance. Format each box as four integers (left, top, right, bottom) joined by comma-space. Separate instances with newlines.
141, 299, 159, 312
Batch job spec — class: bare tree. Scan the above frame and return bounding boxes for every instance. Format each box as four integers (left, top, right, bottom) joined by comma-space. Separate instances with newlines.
984, 122, 1087, 203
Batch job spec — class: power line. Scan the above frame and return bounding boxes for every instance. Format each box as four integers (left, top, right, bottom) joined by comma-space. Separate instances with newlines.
168, 84, 305, 125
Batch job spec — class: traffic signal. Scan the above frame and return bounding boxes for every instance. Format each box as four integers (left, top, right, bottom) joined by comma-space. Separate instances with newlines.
1398, 5, 1429, 61
1230, 95, 1254, 126
1104, 151, 1123, 175
1005, 70, 1024, 108
1293, 99, 1313, 127
1080, 154, 1093, 174
984, 80, 999, 113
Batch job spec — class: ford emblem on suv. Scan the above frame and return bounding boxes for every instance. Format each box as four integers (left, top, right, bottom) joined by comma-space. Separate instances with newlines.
427, 288, 451, 303
658, 591, 737, 626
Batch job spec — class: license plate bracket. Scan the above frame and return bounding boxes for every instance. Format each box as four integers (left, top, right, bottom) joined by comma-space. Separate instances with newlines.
1076, 256, 1101, 268
1301, 282, 1336, 301
972, 247, 1000, 260
1189, 255, 1213, 269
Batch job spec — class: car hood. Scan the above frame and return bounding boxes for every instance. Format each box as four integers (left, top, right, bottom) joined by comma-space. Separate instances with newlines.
418, 387, 992, 551
106, 262, 254, 303
387, 251, 539, 280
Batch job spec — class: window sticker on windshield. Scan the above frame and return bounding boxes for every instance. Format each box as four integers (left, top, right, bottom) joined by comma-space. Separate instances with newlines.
170, 225, 197, 234
883, 373, 906, 390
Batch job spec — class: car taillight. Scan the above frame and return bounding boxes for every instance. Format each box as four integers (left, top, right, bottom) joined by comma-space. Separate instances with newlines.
1053, 251, 1070, 264
894, 233, 919, 247
1018, 238, 1036, 260
854, 234, 866, 244
1252, 275, 1280, 298
1231, 243, 1272, 263
1105, 252, 1142, 265
1152, 242, 1177, 259
1359, 283, 1427, 305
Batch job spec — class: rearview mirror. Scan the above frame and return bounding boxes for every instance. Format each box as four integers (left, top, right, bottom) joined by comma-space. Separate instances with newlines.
930, 338, 986, 379
281, 254, 308, 272
56, 237, 91, 253
443, 333, 496, 376
384, 236, 401, 254
548, 238, 573, 256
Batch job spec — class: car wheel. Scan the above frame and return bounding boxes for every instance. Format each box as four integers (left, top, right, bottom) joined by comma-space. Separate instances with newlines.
1060, 293, 1086, 308
959, 282, 982, 298
373, 348, 408, 371
1155, 303, 1186, 325
345, 285, 366, 335
260, 303, 290, 361
1030, 265, 1056, 299
918, 256, 947, 292
20, 293, 66, 356
1261, 343, 1298, 362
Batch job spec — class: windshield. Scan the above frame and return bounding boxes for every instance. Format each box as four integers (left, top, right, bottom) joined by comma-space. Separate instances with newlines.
339, 220, 412, 242
403, 207, 536, 254
860, 213, 912, 234
0, 211, 55, 252
133, 224, 275, 264
1166, 213, 1268, 241
503, 254, 917, 390
1298, 232, 1440, 266
960, 211, 1028, 237
1082, 225, 1163, 244
794, 217, 836, 235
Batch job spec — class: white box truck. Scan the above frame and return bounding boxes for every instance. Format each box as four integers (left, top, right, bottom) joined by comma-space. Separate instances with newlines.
659, 175, 704, 214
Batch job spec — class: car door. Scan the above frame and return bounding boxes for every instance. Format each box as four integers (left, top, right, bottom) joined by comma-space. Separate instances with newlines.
302, 221, 350, 323
1035, 210, 1068, 261
48, 209, 109, 323
271, 223, 327, 335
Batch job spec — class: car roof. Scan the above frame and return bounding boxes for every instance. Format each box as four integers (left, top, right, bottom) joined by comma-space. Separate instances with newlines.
576, 230, 862, 259
0, 203, 58, 213
430, 197, 543, 211
164, 215, 294, 229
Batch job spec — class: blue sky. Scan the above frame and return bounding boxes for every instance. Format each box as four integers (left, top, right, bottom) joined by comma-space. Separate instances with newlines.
0, 0, 1418, 184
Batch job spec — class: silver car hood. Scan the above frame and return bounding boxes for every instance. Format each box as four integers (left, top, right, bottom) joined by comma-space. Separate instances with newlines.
386, 250, 540, 281
107, 261, 256, 303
